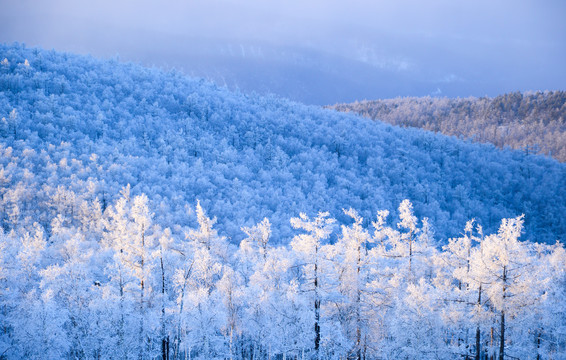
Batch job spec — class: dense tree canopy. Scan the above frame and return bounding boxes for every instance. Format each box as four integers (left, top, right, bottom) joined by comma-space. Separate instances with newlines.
0, 43, 564, 245
330, 92, 566, 162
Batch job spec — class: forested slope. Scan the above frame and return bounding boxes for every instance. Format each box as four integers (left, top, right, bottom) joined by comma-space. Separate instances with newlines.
0, 43, 565, 360
0, 43, 564, 244
330, 91, 566, 162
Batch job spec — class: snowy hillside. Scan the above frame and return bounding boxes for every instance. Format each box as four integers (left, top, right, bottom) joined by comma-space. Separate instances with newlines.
0, 43, 564, 244
0, 43, 565, 360
330, 92, 566, 162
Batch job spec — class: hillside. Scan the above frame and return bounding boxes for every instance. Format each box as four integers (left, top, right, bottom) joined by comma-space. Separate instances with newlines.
0, 43, 565, 360
329, 92, 566, 162
0, 43, 565, 244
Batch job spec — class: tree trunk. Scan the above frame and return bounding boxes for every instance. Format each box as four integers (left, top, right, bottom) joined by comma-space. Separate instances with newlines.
499, 311, 505, 360
409, 233, 413, 277
356, 244, 362, 360
139, 224, 146, 360
175, 264, 192, 360
161, 255, 169, 360
499, 266, 507, 360
475, 284, 482, 360
162, 338, 169, 360
535, 330, 541, 360
118, 272, 125, 359
490, 327, 494, 360
314, 255, 320, 357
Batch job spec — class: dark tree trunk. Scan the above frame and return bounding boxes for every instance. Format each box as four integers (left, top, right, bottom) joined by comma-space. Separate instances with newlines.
162, 337, 169, 360
475, 284, 482, 360
536, 330, 541, 360
499, 266, 507, 360
160, 255, 169, 360
139, 224, 146, 360
356, 244, 362, 360
490, 327, 494, 360
314, 261, 320, 355
499, 311, 505, 360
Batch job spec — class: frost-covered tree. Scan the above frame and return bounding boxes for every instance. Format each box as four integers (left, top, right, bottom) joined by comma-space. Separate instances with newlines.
439, 219, 485, 359
101, 187, 133, 358
178, 201, 230, 359
130, 193, 156, 359
375, 200, 435, 284
171, 232, 194, 360
470, 216, 548, 360
102, 187, 159, 359
290, 211, 336, 358
371, 201, 440, 359
153, 227, 175, 360
39, 232, 96, 359
216, 266, 244, 360
331, 208, 372, 359
236, 218, 273, 357
538, 243, 566, 358
4, 223, 48, 358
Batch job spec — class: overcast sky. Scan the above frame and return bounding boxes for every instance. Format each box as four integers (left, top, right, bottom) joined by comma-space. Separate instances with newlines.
1, 0, 564, 103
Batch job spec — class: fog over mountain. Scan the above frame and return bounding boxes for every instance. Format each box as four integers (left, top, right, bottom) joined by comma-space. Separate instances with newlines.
1, 0, 565, 104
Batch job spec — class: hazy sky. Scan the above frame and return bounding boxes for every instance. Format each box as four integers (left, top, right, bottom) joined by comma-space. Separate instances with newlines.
1, 0, 564, 103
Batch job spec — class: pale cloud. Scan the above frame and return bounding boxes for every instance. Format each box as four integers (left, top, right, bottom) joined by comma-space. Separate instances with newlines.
0, 0, 564, 102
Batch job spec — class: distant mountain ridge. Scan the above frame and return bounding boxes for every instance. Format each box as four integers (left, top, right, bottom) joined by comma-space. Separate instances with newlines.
0, 43, 565, 244
113, 36, 462, 105
329, 92, 566, 162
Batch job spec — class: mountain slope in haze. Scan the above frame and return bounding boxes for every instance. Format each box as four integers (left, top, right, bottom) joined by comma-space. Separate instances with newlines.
116, 36, 474, 105
330, 92, 566, 162
0, 43, 565, 244
137, 38, 431, 106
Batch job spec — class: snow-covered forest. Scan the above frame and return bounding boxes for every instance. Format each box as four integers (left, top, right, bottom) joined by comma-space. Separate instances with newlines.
0, 43, 565, 359
1, 193, 565, 359
0, 43, 564, 245
330, 92, 566, 162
